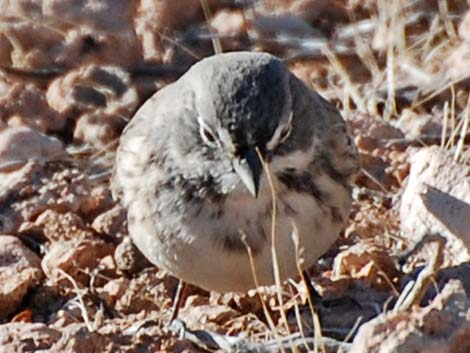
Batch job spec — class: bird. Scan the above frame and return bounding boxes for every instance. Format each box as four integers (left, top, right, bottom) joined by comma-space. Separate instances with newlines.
112, 51, 358, 293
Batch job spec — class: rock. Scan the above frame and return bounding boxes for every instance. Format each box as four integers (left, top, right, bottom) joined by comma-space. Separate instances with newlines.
73, 112, 127, 149
332, 242, 399, 291
91, 204, 127, 240
134, 0, 204, 62
348, 113, 407, 190
211, 9, 247, 37
80, 184, 115, 219
0, 162, 93, 234
0, 33, 13, 67
109, 269, 166, 314
47, 65, 137, 116
0, 162, 44, 233
396, 109, 445, 140
46, 65, 137, 148
0, 235, 43, 320
0, 0, 141, 69
0, 318, 177, 352
350, 280, 470, 353
0, 79, 66, 132
33, 210, 94, 242
0, 126, 64, 169
0, 323, 61, 352
114, 236, 151, 274
210, 9, 247, 51
179, 295, 239, 330
99, 278, 131, 307
401, 146, 470, 265
358, 152, 398, 190
44, 323, 111, 352
42, 239, 113, 285
349, 114, 405, 150
42, 0, 135, 32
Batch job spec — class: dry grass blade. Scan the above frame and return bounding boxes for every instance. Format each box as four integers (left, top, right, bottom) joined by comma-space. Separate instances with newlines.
55, 268, 96, 332
241, 233, 277, 333
158, 31, 202, 60
287, 284, 310, 353
322, 45, 367, 113
383, 0, 407, 119
441, 101, 449, 147
438, 0, 458, 40
291, 224, 325, 353
256, 147, 291, 340
242, 233, 291, 353
394, 234, 446, 312
454, 93, 470, 162
200, 0, 223, 54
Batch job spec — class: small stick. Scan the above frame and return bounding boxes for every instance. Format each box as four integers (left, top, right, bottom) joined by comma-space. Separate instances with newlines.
168, 280, 187, 323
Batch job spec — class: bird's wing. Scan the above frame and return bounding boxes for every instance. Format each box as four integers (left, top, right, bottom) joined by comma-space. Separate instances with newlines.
111, 82, 191, 206
288, 73, 359, 183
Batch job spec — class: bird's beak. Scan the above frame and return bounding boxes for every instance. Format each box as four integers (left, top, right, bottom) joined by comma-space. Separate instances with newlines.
232, 147, 263, 198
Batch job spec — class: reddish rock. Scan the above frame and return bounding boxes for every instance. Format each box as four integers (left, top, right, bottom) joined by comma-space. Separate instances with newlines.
73, 112, 127, 149
350, 280, 470, 353
0, 235, 43, 320
134, 0, 204, 61
0, 126, 64, 167
33, 210, 94, 242
0, 79, 66, 132
80, 185, 115, 220
91, 204, 127, 240
0, 0, 141, 69
0, 323, 60, 352
114, 236, 151, 274
333, 242, 399, 291
42, 239, 113, 285
0, 33, 13, 67
47, 65, 137, 116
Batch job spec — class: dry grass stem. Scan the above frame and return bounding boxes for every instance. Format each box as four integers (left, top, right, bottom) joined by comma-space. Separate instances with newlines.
200, 0, 223, 55
261, 148, 292, 337
56, 268, 96, 332
394, 235, 446, 312
454, 93, 470, 162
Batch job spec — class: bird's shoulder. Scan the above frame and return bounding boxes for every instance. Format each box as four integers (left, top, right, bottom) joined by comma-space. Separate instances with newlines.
288, 74, 359, 182
111, 81, 195, 203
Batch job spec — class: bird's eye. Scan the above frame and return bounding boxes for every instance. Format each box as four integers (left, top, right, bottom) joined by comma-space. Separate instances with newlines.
266, 123, 292, 151
278, 124, 291, 144
200, 125, 219, 147
198, 116, 218, 147
202, 127, 216, 143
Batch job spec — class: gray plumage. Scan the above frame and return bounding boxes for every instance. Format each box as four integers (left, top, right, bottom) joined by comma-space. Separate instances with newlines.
112, 51, 358, 292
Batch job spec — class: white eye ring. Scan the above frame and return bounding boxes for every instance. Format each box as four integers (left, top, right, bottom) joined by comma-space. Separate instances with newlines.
198, 116, 218, 147
266, 112, 293, 150
278, 124, 291, 143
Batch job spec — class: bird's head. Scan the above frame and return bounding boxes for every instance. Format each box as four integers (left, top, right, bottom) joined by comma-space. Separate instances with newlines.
182, 52, 295, 197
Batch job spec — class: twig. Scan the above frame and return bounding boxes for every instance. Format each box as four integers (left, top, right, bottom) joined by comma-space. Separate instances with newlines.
56, 268, 95, 332
394, 234, 446, 312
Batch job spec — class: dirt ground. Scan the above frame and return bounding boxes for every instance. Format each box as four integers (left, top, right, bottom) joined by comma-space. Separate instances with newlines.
1, 1, 470, 352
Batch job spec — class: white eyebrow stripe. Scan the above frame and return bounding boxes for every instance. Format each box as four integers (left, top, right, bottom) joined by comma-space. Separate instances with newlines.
266, 111, 293, 151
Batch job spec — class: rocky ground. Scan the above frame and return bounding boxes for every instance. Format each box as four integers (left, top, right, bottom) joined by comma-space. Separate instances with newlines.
1, 1, 470, 352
